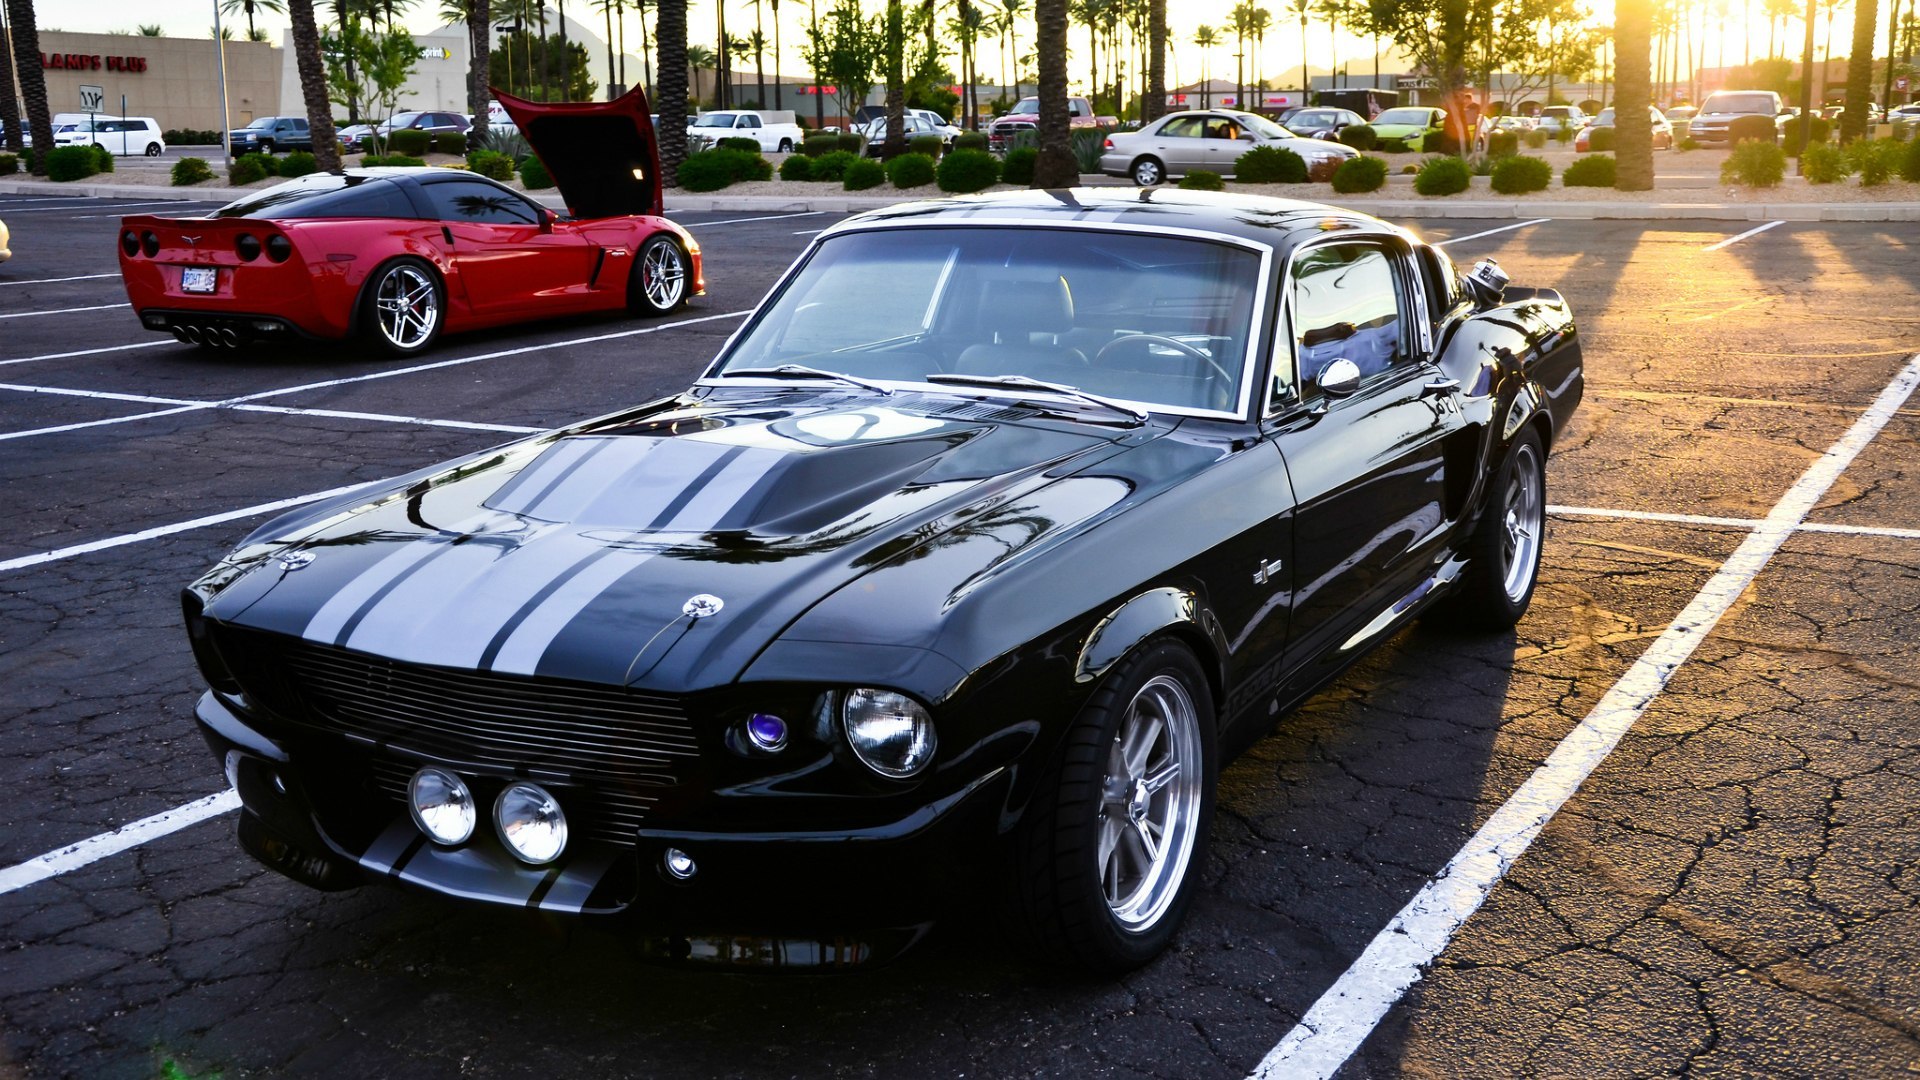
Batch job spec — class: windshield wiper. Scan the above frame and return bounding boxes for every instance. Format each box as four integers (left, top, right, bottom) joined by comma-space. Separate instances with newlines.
719, 365, 895, 396
925, 373, 1148, 424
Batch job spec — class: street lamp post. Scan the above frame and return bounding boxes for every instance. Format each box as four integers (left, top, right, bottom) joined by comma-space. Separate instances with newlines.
212, 0, 233, 164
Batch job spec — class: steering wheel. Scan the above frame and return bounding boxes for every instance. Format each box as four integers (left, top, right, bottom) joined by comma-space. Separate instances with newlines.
1095, 333, 1235, 386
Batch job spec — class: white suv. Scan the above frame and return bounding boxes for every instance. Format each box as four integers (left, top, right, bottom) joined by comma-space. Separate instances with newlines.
54, 116, 167, 156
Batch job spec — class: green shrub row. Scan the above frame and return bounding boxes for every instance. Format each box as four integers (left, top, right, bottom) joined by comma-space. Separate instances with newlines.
937, 148, 1001, 192
676, 147, 774, 191
45, 145, 100, 182
467, 149, 515, 181
171, 156, 215, 185
358, 153, 426, 168
1178, 169, 1225, 191
164, 128, 223, 145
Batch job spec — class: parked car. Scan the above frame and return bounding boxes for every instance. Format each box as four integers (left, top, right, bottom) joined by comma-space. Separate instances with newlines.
177, 187, 1582, 973
117, 88, 698, 356
1274, 107, 1367, 140
988, 95, 1116, 151
340, 111, 471, 152
1665, 105, 1698, 123
1099, 109, 1357, 186
858, 111, 963, 154
1474, 113, 1537, 150
1363, 106, 1450, 150
687, 109, 805, 153
1573, 105, 1672, 151
1684, 90, 1788, 145
0, 216, 10, 263
54, 115, 167, 156
1532, 105, 1589, 134
228, 116, 313, 154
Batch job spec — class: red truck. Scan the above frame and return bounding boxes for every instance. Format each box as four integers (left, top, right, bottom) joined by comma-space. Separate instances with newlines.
986, 96, 1118, 151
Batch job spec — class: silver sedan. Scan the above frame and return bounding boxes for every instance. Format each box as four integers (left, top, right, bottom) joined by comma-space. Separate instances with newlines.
1099, 109, 1357, 187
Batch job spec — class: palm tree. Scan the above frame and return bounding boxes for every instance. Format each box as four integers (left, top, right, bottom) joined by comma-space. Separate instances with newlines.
593, 0, 619, 96
137, 23, 166, 34
287, 0, 342, 169
1615, 0, 1652, 189
1193, 24, 1218, 106
751, 0, 768, 109
442, 0, 494, 140
1145, 0, 1165, 121
379, 0, 418, 33
1229, 2, 1253, 105
1248, 5, 1269, 97
1033, 0, 1077, 185
687, 41, 716, 100
558, 0, 574, 100
0, 4, 20, 154
658, 0, 688, 183
883, 0, 906, 157
1840, 0, 1878, 141
4, 0, 51, 169
221, 0, 288, 40
1315, 0, 1342, 89
769, 0, 780, 107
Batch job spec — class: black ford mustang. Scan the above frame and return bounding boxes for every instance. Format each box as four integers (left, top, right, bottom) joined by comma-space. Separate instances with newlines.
184, 189, 1582, 973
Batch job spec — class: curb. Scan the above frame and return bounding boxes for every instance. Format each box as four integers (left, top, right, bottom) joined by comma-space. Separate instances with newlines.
5, 177, 1919, 222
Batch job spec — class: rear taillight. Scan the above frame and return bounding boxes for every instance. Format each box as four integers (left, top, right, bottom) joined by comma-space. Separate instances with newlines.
141, 231, 159, 257
265, 234, 293, 263
235, 233, 262, 261
121, 230, 140, 257
1104, 138, 1114, 150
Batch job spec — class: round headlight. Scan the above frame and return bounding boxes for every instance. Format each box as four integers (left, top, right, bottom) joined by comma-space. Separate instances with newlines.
141, 231, 159, 257
494, 782, 568, 864
842, 688, 936, 778
407, 766, 475, 845
235, 233, 261, 261
121, 229, 140, 257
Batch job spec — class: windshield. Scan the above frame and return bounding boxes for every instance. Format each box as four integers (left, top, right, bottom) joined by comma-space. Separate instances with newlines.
690, 114, 736, 127
1374, 108, 1432, 125
711, 227, 1262, 416
1008, 99, 1040, 115
242, 118, 275, 130
1594, 109, 1615, 124
1702, 92, 1776, 114
382, 112, 423, 129
1229, 111, 1292, 139
213, 174, 416, 220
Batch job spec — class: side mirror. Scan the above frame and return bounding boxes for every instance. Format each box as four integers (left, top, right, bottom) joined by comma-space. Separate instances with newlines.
1240, 133, 1257, 142
539, 207, 557, 233
1317, 358, 1363, 398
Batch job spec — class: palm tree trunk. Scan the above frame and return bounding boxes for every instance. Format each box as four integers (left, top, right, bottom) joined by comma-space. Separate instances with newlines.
559, 0, 572, 98
0, 0, 23, 154
288, 0, 342, 169
538, 3, 550, 99
1841, 0, 1878, 140
771, 0, 782, 108
469, 0, 493, 142
883, 0, 906, 156
605, 1, 618, 97
1033, 0, 1077, 185
4, 0, 52, 173
1883, 0, 1900, 110
658, 0, 687, 183
1616, 0, 1654, 188
1146, 0, 1165, 122
755, 0, 767, 108
642, 0, 653, 95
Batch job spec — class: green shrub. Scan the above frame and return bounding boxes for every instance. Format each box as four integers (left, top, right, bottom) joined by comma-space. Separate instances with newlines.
90, 144, 114, 174
1178, 169, 1225, 190
1413, 155, 1472, 195
518, 154, 554, 188
0, 152, 16, 175
1561, 153, 1616, 187
1586, 126, 1615, 152
1490, 154, 1553, 194
715, 136, 759, 152
1524, 128, 1549, 148
1071, 129, 1106, 173
909, 135, 944, 158
836, 132, 864, 154
1424, 131, 1461, 155
1007, 128, 1040, 152
228, 152, 276, 185
1720, 139, 1787, 187
466, 149, 515, 180
1727, 114, 1778, 145
1337, 124, 1378, 151
1552, 126, 1574, 143
277, 150, 319, 178
843, 157, 886, 190
1001, 146, 1038, 185
1234, 144, 1308, 183
170, 156, 214, 185
163, 128, 222, 145
1377, 136, 1410, 153
44, 146, 99, 182
1850, 137, 1905, 185
676, 147, 772, 191
1487, 131, 1519, 157
808, 149, 859, 181
1785, 116, 1830, 154
953, 131, 988, 151
388, 128, 431, 155
1676, 135, 1700, 151
777, 153, 813, 180
936, 147, 1001, 192
1330, 155, 1389, 193
1468, 153, 1496, 176
801, 134, 839, 157
1799, 143, 1849, 183
886, 151, 937, 188
1901, 138, 1920, 183
432, 131, 468, 155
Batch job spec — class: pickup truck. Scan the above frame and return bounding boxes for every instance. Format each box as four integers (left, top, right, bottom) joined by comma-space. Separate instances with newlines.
986, 97, 1117, 151
687, 109, 805, 153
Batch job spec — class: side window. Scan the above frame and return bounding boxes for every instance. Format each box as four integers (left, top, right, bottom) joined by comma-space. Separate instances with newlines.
737, 115, 760, 128
1205, 118, 1241, 140
1291, 243, 1409, 392
293, 119, 309, 131
422, 180, 542, 225
1161, 116, 1204, 139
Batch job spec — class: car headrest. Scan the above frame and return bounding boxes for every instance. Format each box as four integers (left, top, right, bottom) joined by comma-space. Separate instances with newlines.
982, 276, 1075, 338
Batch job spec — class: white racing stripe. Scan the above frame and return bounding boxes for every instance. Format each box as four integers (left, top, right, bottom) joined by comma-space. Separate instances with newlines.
0, 273, 121, 286
1703, 220, 1784, 251
0, 303, 130, 320
1433, 219, 1553, 247
1250, 350, 1920, 1080
0, 791, 241, 896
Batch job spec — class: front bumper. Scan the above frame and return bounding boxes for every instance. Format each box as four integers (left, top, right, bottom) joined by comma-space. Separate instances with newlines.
196, 691, 1009, 958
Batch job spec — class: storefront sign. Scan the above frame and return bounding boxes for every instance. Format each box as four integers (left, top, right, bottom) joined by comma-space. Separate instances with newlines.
41, 54, 150, 73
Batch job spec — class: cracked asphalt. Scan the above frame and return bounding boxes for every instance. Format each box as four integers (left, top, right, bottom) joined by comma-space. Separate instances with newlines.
0, 193, 1915, 1079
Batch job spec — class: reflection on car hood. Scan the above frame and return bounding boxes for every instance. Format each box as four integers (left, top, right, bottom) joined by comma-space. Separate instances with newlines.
202, 392, 1144, 689
494, 84, 663, 219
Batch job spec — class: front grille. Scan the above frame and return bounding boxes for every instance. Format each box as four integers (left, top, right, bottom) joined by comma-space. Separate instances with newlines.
220, 630, 700, 847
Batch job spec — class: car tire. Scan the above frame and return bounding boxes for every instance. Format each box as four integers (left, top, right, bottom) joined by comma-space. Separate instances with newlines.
1431, 426, 1547, 631
1009, 639, 1216, 975
259, 139, 275, 154
1130, 156, 1165, 186
360, 258, 445, 357
145, 142, 162, 157
778, 138, 794, 152
627, 234, 691, 317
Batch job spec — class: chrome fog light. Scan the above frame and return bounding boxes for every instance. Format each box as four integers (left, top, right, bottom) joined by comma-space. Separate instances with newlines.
407, 767, 475, 845
744, 712, 789, 752
494, 782, 568, 864
842, 688, 936, 779
662, 847, 697, 880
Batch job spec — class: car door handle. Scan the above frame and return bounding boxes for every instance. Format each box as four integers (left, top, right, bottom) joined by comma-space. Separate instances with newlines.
1420, 377, 1460, 397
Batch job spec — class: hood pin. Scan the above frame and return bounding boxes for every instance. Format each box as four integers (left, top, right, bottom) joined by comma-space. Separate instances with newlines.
682, 594, 725, 619
276, 551, 316, 572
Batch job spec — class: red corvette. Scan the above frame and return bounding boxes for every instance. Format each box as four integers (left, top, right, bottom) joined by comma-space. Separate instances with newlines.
117, 87, 702, 355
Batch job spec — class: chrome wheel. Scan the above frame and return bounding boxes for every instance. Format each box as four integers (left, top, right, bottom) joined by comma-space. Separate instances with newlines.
641, 239, 687, 311
1500, 440, 1544, 602
374, 265, 439, 350
1097, 674, 1204, 932
1132, 158, 1163, 186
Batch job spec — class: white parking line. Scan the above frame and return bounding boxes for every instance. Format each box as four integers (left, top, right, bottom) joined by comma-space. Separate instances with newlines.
794, 228, 828, 235
0, 200, 190, 214
0, 309, 751, 443
1551, 503, 1920, 540
1702, 220, 1784, 251
682, 211, 824, 228
0, 302, 130, 320
1433, 219, 1553, 247
0, 273, 121, 286
0, 382, 542, 437
1250, 350, 1920, 1080
0, 791, 241, 896
0, 340, 173, 366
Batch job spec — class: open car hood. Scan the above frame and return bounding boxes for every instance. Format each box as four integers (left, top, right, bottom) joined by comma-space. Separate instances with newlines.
493, 85, 663, 219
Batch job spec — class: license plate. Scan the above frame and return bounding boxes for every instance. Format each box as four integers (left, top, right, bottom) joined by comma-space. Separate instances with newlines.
181, 267, 218, 294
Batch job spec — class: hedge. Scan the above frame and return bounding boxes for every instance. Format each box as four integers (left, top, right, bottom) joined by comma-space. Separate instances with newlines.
432, 131, 468, 155
836, 133, 864, 154
0, 152, 16, 175
519, 155, 554, 188
953, 131, 989, 152
807, 150, 860, 181
778, 153, 813, 180
1001, 146, 1038, 185
358, 154, 425, 168
1523, 128, 1549, 148
885, 151, 936, 188
1561, 154, 1616, 187
1720, 139, 1786, 187
45, 146, 99, 182
171, 157, 214, 185
909, 135, 944, 158
1490, 154, 1553, 194
1727, 114, 1778, 145
1486, 131, 1519, 157
842, 157, 886, 191
801, 134, 839, 157
163, 128, 222, 145
1798, 143, 1848, 183
1337, 125, 1378, 151
1234, 144, 1307, 183
1413, 155, 1471, 195
388, 128, 431, 156
936, 148, 1000, 193
1330, 155, 1388, 193
677, 147, 772, 191
277, 150, 319, 178
1586, 126, 1616, 152
1178, 169, 1225, 191
228, 152, 276, 185
467, 149, 515, 181
1903, 138, 1920, 183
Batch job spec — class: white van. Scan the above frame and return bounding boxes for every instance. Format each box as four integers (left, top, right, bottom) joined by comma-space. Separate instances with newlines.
54, 116, 167, 156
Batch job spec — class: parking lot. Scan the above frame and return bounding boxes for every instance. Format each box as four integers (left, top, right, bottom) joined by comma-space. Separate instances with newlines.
1, 191, 1917, 1078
